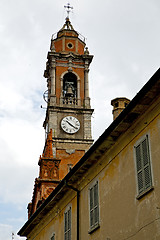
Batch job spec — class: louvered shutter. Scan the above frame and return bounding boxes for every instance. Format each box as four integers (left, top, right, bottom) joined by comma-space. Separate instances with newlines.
90, 182, 99, 228
142, 139, 152, 189
64, 212, 67, 240
136, 144, 144, 193
90, 187, 94, 227
135, 136, 152, 195
68, 207, 71, 240
94, 182, 99, 225
64, 207, 71, 240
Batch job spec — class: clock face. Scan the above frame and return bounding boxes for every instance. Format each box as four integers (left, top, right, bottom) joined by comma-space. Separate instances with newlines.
61, 116, 80, 134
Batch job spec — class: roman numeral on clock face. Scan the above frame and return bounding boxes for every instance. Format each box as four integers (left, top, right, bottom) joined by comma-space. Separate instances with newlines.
61, 116, 80, 134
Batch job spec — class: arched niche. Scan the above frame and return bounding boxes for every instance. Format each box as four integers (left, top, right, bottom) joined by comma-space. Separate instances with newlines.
63, 72, 77, 98
60, 71, 80, 105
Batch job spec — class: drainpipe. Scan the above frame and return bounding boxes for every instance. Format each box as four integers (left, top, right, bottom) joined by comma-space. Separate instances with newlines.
65, 181, 80, 240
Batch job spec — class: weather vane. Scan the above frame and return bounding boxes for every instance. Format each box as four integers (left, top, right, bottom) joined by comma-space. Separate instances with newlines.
64, 3, 73, 18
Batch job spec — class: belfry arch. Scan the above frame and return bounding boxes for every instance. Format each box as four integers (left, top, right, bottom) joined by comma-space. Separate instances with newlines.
60, 71, 80, 106
63, 72, 77, 98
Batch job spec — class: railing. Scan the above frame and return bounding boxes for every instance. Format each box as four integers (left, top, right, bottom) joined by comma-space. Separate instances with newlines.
62, 97, 78, 105
51, 31, 85, 43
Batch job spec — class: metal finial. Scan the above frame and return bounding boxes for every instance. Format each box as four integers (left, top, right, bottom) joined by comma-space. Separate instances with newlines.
64, 3, 73, 18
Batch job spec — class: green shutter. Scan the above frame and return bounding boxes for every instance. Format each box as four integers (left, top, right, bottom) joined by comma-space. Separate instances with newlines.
94, 182, 98, 206
94, 182, 99, 225
144, 166, 151, 187
90, 187, 94, 209
142, 139, 149, 166
136, 145, 142, 171
94, 206, 99, 224
142, 138, 152, 189
90, 187, 94, 227
137, 171, 144, 193
90, 182, 99, 228
65, 212, 67, 232
64, 211, 67, 240
136, 145, 144, 193
64, 207, 71, 240
68, 207, 71, 240
135, 136, 152, 195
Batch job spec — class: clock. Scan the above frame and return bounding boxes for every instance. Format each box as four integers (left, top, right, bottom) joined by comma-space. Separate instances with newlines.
61, 116, 80, 134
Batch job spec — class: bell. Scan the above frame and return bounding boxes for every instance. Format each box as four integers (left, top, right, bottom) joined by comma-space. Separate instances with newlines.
66, 86, 73, 96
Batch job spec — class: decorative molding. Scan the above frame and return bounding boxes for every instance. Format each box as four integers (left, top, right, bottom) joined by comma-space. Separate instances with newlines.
56, 63, 84, 69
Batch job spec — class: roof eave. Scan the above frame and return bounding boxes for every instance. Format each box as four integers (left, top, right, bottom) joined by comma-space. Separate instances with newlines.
18, 68, 160, 237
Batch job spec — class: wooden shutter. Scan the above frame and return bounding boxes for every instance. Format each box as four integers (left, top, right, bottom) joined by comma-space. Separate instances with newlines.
64, 207, 71, 240
135, 136, 152, 195
90, 182, 99, 228
142, 138, 152, 189
94, 182, 99, 225
64, 212, 67, 240
68, 207, 71, 240
90, 186, 94, 227
136, 144, 144, 193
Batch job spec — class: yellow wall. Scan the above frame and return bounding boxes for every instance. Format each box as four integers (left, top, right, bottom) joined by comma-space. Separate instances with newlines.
28, 190, 77, 240
28, 97, 160, 239
78, 96, 160, 239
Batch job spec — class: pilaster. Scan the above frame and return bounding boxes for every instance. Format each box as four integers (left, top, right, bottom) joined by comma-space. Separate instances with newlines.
49, 57, 56, 105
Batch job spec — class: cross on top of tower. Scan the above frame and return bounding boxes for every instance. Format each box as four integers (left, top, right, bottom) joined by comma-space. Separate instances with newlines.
64, 2, 73, 18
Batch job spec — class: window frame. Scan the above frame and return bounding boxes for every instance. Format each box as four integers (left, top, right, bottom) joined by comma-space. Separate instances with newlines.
134, 134, 154, 199
64, 205, 72, 240
88, 180, 100, 234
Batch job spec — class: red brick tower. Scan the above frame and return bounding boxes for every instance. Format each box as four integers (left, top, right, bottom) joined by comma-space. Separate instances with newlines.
43, 17, 94, 180
28, 16, 93, 217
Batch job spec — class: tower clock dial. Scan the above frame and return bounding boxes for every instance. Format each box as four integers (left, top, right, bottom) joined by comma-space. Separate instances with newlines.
61, 116, 80, 134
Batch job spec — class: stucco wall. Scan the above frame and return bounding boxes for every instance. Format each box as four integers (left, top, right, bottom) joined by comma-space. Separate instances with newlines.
79, 96, 160, 239
27, 97, 160, 240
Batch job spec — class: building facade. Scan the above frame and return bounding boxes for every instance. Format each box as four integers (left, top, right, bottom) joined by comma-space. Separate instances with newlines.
19, 63, 160, 239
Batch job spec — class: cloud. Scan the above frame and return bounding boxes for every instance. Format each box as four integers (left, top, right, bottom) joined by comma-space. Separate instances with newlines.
0, 223, 26, 240
0, 224, 13, 240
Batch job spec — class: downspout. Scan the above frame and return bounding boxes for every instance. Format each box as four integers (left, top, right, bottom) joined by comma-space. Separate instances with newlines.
65, 181, 80, 240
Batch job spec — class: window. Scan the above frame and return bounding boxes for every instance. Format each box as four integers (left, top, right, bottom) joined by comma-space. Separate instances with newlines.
89, 181, 99, 232
64, 207, 71, 240
135, 135, 153, 197
51, 233, 55, 240
67, 42, 74, 49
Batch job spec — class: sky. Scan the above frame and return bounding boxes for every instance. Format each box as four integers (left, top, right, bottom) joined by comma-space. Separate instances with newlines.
0, 0, 160, 239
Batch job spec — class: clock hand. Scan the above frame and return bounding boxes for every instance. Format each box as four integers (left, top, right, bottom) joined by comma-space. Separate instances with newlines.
66, 120, 78, 129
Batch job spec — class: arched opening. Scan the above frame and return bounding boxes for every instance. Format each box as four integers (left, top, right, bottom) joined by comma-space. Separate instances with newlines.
63, 72, 77, 104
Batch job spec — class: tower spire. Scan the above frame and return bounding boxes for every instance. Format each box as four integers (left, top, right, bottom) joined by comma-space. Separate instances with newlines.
64, 2, 73, 18
42, 129, 53, 158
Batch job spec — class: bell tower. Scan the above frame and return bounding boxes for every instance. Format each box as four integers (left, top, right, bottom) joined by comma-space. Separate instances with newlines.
28, 13, 94, 218
43, 16, 94, 180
